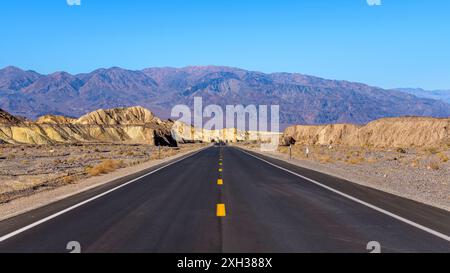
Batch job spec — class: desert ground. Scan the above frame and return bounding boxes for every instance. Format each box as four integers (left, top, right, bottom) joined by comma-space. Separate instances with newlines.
0, 143, 204, 204
238, 142, 450, 210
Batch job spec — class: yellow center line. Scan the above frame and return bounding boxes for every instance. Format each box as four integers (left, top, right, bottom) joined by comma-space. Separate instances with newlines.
217, 204, 226, 217
217, 151, 225, 218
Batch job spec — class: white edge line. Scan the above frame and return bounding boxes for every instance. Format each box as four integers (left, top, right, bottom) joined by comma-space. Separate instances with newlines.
239, 149, 450, 243
0, 147, 208, 243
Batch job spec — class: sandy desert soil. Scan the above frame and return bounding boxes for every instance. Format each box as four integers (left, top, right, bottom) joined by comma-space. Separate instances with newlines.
0, 143, 204, 204
237, 143, 450, 211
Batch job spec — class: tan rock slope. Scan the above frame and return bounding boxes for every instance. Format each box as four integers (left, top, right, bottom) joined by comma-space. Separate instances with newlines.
0, 107, 176, 146
282, 117, 450, 148
76, 106, 162, 125
171, 121, 281, 144
36, 115, 76, 124
0, 106, 281, 146
0, 109, 21, 125
6, 106, 445, 148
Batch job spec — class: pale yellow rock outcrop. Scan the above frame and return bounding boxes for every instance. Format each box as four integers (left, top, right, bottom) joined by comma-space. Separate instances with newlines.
0, 107, 171, 145
170, 121, 281, 144
282, 117, 450, 148
76, 106, 161, 125
36, 115, 76, 124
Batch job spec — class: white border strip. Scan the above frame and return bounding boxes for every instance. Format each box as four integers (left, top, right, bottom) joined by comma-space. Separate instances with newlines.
239, 149, 450, 242
0, 147, 208, 243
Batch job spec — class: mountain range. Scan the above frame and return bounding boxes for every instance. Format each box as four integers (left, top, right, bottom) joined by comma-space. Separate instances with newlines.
394, 88, 450, 104
1, 65, 449, 127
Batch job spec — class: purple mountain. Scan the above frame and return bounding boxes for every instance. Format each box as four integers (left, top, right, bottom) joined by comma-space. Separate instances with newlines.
0, 65, 449, 126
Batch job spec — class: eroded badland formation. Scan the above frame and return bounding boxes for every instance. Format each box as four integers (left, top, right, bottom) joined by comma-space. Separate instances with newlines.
1, 106, 449, 209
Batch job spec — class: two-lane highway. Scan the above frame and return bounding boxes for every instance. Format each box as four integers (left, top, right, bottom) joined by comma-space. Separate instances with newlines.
0, 146, 449, 253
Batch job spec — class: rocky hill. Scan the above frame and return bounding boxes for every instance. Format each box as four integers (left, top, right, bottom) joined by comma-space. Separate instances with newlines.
282, 117, 450, 148
2, 106, 449, 149
0, 107, 176, 146
0, 106, 280, 145
1, 66, 449, 127
36, 115, 76, 124
0, 108, 21, 125
75, 106, 162, 126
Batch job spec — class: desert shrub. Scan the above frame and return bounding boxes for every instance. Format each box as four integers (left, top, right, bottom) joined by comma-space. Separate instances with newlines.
410, 159, 420, 168
426, 147, 440, 154
396, 148, 407, 154
318, 155, 333, 164
86, 159, 125, 177
66, 157, 78, 164
345, 151, 356, 159
346, 157, 364, 165
428, 161, 440, 170
437, 152, 449, 163
62, 175, 76, 184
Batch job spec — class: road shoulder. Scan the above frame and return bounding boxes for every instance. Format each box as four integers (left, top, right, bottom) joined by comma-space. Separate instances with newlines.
0, 144, 209, 222
235, 144, 450, 212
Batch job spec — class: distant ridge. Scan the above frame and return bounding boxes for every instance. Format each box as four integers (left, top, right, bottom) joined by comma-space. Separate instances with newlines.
394, 88, 450, 104
1, 66, 449, 126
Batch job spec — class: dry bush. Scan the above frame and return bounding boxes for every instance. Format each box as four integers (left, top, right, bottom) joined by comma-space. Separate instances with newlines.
277, 146, 288, 154
437, 152, 449, 163
148, 147, 180, 160
125, 150, 137, 157
62, 175, 76, 184
426, 147, 440, 154
346, 156, 364, 165
345, 151, 354, 160
318, 155, 333, 164
66, 157, 78, 164
427, 161, 440, 171
86, 159, 125, 177
396, 148, 407, 154
291, 146, 310, 159
410, 159, 420, 168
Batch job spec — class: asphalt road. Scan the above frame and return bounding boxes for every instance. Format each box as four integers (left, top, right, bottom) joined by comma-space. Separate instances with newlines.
0, 146, 449, 253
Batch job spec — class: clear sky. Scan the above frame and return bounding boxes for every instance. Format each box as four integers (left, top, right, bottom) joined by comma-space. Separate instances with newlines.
0, 0, 449, 90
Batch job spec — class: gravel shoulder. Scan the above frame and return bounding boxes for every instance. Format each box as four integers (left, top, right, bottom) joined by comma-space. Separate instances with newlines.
0, 144, 208, 221
236, 144, 450, 212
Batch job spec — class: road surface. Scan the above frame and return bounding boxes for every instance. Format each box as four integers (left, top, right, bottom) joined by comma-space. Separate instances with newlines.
0, 146, 449, 253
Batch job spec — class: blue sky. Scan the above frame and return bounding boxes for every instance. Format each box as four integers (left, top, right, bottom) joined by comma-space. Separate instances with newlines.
0, 0, 449, 90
